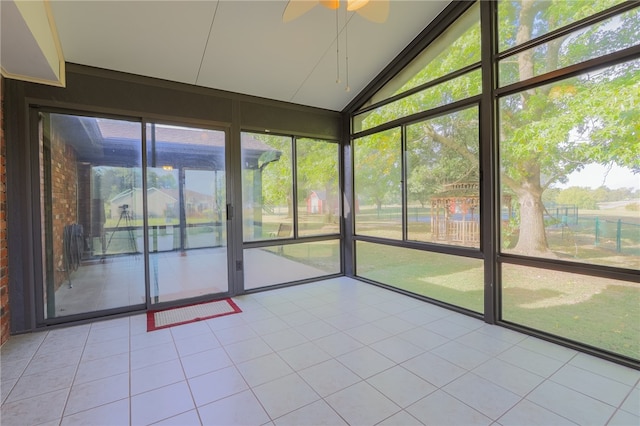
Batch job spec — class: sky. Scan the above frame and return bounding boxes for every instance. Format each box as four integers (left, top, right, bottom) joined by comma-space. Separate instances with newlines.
558, 163, 639, 191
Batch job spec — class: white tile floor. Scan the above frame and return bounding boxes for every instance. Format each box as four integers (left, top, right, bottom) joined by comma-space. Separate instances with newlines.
53, 248, 328, 317
1, 277, 639, 426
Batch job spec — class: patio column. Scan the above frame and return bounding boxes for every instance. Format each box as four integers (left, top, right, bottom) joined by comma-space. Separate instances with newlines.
178, 167, 187, 253
253, 168, 262, 239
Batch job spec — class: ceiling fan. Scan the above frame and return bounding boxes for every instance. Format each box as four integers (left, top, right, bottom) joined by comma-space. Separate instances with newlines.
283, 0, 389, 23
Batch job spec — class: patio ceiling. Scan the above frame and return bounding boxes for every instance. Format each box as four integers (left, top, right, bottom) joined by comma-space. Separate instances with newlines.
44, 0, 450, 112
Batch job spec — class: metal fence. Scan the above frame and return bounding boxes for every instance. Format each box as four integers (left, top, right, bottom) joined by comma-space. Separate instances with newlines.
556, 217, 640, 256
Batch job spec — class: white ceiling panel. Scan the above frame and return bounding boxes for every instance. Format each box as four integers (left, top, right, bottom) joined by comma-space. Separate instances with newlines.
196, 1, 339, 105
51, 0, 218, 85
44, 0, 451, 111
293, 0, 451, 109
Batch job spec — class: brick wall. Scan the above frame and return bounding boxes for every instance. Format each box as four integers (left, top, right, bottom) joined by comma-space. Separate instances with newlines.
1, 76, 9, 344
50, 127, 78, 291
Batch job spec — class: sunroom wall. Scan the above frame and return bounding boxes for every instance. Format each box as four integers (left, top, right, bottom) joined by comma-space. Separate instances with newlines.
4, 64, 341, 334
346, 1, 639, 367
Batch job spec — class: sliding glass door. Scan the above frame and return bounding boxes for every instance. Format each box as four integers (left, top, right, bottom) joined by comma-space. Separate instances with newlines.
40, 113, 146, 319
38, 112, 231, 321
146, 123, 229, 304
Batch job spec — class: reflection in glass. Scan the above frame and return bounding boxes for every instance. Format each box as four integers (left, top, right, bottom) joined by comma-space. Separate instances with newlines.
147, 123, 228, 304
354, 69, 482, 133
244, 240, 340, 290
356, 242, 484, 313
406, 106, 480, 248
361, 2, 480, 109
241, 133, 293, 241
499, 59, 640, 270
354, 128, 402, 240
41, 114, 145, 318
296, 139, 340, 237
498, 0, 627, 52
185, 170, 226, 250
502, 264, 639, 360
499, 7, 640, 86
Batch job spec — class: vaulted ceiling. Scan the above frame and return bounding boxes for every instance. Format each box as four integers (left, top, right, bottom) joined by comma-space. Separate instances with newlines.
3, 1, 450, 112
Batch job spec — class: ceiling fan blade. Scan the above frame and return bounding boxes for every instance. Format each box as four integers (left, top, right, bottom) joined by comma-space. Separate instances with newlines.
347, 0, 370, 12
283, 0, 320, 23
355, 0, 389, 23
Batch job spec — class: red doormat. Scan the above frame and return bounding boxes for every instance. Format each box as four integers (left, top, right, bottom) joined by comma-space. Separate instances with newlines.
147, 298, 242, 331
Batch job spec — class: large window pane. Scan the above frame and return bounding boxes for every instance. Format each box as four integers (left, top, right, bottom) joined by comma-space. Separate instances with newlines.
147, 124, 228, 304
185, 169, 226, 250
502, 264, 639, 360
354, 69, 482, 133
406, 106, 480, 248
244, 240, 340, 290
362, 2, 480, 108
242, 133, 293, 241
296, 138, 340, 237
499, 59, 640, 270
354, 128, 402, 240
499, 7, 640, 86
356, 242, 484, 313
41, 114, 145, 318
498, 0, 627, 52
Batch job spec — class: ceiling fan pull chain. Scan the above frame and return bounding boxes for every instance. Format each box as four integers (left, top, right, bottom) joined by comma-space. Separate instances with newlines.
336, 8, 341, 84
345, 8, 350, 92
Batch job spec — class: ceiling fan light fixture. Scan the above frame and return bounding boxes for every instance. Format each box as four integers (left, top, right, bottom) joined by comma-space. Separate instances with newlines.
320, 0, 340, 10
347, 0, 370, 11
283, 0, 388, 23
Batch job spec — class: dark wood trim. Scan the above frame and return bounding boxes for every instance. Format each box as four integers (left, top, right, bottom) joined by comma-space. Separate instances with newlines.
497, 253, 639, 283
496, 44, 640, 97
342, 112, 355, 277
354, 63, 481, 116
352, 95, 482, 140
343, 1, 475, 114
497, 1, 639, 59
353, 235, 483, 260
480, 0, 498, 324
6, 79, 35, 332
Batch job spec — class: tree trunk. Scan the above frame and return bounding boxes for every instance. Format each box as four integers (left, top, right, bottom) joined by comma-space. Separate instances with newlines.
513, 189, 553, 256
508, 1, 555, 258
286, 192, 293, 218
507, 169, 555, 257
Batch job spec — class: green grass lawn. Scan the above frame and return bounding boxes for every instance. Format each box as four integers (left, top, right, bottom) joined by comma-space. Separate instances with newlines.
504, 284, 639, 358
102, 206, 638, 359
357, 241, 639, 360
356, 242, 484, 313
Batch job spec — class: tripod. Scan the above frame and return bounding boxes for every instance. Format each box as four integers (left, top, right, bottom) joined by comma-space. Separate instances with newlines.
104, 204, 138, 256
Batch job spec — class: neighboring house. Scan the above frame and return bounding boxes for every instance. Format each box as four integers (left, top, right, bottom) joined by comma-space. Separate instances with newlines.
109, 187, 215, 219
306, 190, 326, 214
109, 187, 177, 219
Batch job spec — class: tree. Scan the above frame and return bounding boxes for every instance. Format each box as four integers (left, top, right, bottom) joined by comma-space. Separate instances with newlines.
296, 138, 340, 216
354, 128, 402, 213
499, 1, 639, 256
253, 135, 339, 219
356, 1, 638, 257
406, 107, 479, 209
257, 135, 293, 216
555, 187, 598, 210
95, 166, 141, 202
357, 4, 481, 230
